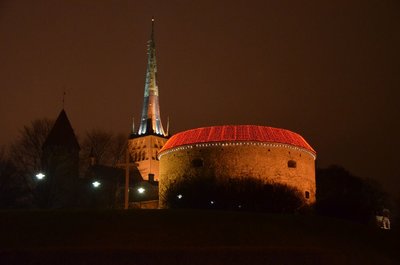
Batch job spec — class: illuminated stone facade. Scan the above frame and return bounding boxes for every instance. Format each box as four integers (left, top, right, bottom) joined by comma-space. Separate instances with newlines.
158, 125, 316, 208
128, 135, 168, 181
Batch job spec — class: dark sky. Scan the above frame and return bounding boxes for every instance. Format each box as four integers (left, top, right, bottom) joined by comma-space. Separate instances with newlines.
1, 0, 399, 194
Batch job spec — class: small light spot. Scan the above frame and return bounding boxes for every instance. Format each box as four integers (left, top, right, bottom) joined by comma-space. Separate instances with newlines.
92, 181, 101, 188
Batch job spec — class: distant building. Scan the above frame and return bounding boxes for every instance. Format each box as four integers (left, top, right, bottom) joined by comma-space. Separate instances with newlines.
82, 164, 158, 209
128, 18, 169, 182
40, 109, 80, 208
158, 125, 316, 208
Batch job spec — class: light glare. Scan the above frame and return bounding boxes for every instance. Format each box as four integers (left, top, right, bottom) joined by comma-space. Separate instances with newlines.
35, 173, 45, 180
92, 181, 101, 188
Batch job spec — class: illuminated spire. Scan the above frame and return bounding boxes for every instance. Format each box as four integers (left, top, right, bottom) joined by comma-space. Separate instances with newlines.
136, 17, 166, 136
166, 116, 170, 136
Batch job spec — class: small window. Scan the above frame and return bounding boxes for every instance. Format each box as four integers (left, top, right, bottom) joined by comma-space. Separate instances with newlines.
305, 191, 310, 199
288, 160, 297, 168
192, 158, 204, 168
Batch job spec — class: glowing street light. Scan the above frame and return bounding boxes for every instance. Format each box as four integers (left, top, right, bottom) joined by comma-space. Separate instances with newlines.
137, 187, 145, 194
35, 172, 46, 180
177, 194, 183, 199
92, 181, 101, 188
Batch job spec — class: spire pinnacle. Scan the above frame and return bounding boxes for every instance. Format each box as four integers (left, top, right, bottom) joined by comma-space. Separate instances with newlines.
136, 18, 166, 137
150, 17, 155, 43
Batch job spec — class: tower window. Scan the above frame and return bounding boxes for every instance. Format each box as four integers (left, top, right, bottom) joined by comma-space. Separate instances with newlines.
192, 158, 204, 168
288, 160, 297, 168
305, 191, 310, 199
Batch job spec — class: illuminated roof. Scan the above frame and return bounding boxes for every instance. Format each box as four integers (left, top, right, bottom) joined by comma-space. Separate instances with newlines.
159, 125, 316, 155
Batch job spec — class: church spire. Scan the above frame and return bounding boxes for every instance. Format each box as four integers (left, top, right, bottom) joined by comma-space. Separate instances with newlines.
136, 17, 166, 137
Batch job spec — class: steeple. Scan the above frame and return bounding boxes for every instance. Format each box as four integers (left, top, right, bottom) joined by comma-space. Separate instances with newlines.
136, 17, 166, 137
43, 109, 80, 150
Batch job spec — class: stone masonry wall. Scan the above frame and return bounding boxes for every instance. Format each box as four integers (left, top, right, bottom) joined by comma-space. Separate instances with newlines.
159, 142, 316, 208
129, 135, 168, 181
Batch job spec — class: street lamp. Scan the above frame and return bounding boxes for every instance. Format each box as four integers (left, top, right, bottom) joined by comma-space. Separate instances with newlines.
92, 181, 101, 188
35, 172, 46, 180
137, 187, 145, 194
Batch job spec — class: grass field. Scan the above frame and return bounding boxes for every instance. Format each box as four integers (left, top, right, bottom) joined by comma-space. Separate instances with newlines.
0, 209, 398, 264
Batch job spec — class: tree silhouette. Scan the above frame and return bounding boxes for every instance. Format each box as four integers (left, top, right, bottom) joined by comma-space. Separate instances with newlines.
316, 165, 389, 223
79, 129, 127, 172
164, 176, 305, 213
9, 119, 54, 181
0, 147, 32, 208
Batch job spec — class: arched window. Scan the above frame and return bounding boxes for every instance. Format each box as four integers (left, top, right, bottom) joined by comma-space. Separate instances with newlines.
288, 160, 297, 168
305, 191, 310, 199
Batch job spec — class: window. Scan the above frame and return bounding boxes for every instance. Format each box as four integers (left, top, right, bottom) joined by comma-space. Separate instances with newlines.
288, 160, 297, 168
192, 158, 204, 168
305, 191, 310, 199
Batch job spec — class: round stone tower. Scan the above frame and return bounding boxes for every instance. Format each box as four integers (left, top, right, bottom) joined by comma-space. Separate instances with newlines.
158, 125, 316, 208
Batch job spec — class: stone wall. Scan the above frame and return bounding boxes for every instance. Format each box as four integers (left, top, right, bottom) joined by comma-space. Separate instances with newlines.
159, 142, 316, 208
128, 135, 168, 181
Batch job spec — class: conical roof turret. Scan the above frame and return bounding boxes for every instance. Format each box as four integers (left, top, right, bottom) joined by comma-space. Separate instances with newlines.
43, 109, 80, 150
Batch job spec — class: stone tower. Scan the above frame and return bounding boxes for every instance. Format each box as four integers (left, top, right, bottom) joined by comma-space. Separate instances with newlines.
129, 18, 169, 181
41, 109, 80, 208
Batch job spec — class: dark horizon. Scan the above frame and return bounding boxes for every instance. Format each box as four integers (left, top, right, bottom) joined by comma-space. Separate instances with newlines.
1, 0, 399, 195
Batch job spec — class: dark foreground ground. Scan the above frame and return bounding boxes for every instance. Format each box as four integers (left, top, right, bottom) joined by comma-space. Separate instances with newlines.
0, 209, 398, 265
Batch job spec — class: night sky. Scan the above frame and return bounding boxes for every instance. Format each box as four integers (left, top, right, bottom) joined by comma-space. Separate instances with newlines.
1, 1, 399, 194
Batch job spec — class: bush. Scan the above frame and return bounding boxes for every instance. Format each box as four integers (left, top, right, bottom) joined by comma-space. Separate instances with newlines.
316, 165, 390, 223
164, 176, 305, 213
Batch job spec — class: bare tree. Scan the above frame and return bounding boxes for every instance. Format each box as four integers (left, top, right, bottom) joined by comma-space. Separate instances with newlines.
9, 119, 54, 179
80, 129, 127, 172
0, 146, 32, 208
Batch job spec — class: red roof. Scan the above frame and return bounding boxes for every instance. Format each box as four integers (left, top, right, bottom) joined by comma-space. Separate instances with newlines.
160, 125, 316, 155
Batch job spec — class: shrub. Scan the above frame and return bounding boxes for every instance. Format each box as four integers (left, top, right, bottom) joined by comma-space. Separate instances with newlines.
164, 176, 305, 213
